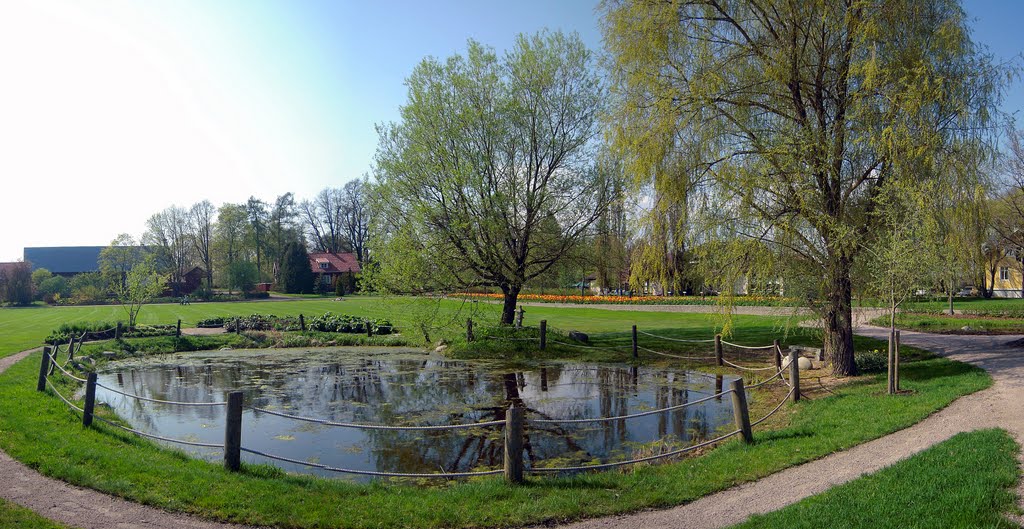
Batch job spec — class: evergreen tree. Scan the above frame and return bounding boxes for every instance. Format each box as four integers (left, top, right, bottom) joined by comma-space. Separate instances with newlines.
279, 242, 314, 294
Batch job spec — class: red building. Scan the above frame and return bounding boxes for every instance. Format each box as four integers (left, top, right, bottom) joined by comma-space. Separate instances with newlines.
308, 252, 361, 291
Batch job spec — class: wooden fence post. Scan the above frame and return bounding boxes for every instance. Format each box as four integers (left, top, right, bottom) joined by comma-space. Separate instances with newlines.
83, 373, 97, 427
37, 347, 51, 392
715, 334, 723, 367
790, 350, 801, 402
366, 319, 373, 338
466, 318, 474, 342
632, 325, 639, 360
67, 337, 75, 361
504, 405, 524, 484
299, 314, 306, 332
730, 378, 753, 443
895, 330, 901, 391
115, 322, 122, 340
539, 320, 546, 350
176, 319, 182, 338
773, 340, 782, 370
224, 391, 243, 471
234, 318, 240, 335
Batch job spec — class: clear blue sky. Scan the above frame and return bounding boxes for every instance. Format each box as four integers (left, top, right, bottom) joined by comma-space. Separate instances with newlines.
0, 0, 1018, 261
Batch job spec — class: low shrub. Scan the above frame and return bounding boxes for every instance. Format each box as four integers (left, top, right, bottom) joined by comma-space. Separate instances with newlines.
196, 317, 225, 328
856, 349, 889, 374
307, 311, 394, 334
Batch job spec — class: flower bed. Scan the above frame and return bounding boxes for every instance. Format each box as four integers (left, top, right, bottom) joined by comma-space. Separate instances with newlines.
454, 292, 796, 306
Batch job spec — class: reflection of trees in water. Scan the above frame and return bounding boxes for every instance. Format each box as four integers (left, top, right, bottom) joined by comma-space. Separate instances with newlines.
97, 354, 736, 475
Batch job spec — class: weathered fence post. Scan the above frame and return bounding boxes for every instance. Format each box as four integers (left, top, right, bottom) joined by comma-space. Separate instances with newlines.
225, 391, 243, 471
37, 347, 51, 392
895, 330, 901, 391
234, 318, 240, 335
715, 334, 723, 367
67, 337, 75, 361
176, 319, 182, 338
299, 314, 306, 332
790, 350, 801, 402
115, 322, 122, 340
466, 318, 474, 342
773, 339, 782, 370
366, 319, 373, 338
729, 378, 753, 443
539, 320, 546, 350
83, 372, 98, 427
632, 325, 639, 360
887, 328, 896, 395
504, 405, 524, 484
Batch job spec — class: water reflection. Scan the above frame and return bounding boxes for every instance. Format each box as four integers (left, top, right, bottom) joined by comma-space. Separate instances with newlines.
96, 348, 738, 480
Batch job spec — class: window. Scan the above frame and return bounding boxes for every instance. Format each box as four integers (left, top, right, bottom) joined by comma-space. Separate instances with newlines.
319, 262, 329, 270
1000, 267, 1010, 281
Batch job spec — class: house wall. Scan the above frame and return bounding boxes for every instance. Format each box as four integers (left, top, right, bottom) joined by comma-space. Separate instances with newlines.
985, 256, 1023, 298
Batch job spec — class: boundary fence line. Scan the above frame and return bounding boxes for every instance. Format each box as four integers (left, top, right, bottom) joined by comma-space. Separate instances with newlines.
35, 316, 805, 483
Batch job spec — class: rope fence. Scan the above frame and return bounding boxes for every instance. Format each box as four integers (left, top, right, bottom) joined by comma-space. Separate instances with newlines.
34, 314, 807, 483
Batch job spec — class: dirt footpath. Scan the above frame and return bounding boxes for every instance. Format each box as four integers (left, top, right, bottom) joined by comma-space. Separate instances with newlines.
545, 328, 1024, 529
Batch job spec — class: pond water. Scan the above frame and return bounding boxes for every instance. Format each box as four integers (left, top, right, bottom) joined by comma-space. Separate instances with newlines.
95, 347, 739, 480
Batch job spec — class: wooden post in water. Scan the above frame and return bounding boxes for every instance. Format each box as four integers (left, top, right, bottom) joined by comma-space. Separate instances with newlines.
895, 330, 901, 392
37, 347, 51, 392
466, 318, 474, 342
730, 378, 753, 443
539, 320, 546, 350
504, 405, 524, 484
83, 373, 97, 427
790, 350, 801, 402
632, 325, 638, 360
715, 334, 723, 367
299, 314, 306, 332
224, 391, 243, 471
773, 340, 782, 370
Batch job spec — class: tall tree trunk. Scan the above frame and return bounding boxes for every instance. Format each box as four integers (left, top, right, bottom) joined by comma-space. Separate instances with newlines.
500, 284, 521, 325
824, 257, 857, 376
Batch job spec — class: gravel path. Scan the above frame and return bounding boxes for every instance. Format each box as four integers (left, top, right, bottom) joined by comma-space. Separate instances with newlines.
1, 325, 1020, 528
546, 327, 1024, 529
0, 349, 259, 529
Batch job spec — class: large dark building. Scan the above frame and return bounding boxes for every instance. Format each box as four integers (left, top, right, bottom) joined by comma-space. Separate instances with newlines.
24, 246, 104, 276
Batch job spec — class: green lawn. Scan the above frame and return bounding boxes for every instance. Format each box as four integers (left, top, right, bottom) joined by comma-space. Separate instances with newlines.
0, 347, 989, 528
0, 499, 69, 529
0, 296, 811, 359
731, 428, 1020, 529
904, 296, 1024, 315
871, 313, 1024, 334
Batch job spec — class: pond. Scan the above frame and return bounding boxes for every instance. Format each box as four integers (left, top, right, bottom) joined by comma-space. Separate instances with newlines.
95, 347, 739, 480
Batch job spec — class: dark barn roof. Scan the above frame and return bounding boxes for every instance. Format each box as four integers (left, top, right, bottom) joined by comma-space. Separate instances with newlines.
24, 246, 104, 275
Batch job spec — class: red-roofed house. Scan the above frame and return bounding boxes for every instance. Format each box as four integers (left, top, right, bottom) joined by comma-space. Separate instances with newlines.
309, 252, 361, 291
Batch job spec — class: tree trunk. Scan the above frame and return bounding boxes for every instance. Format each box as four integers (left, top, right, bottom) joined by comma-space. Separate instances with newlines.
500, 284, 521, 325
824, 258, 857, 376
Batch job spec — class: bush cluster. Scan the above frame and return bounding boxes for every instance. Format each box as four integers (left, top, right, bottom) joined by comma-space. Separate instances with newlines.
856, 349, 889, 374
307, 312, 394, 334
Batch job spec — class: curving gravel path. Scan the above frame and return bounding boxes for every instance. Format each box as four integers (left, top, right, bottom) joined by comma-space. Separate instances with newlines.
1, 325, 1020, 529
0, 349, 259, 529
544, 327, 1024, 529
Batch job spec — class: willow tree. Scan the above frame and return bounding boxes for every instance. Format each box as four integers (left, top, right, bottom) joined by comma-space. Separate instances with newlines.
602, 0, 1002, 375
373, 31, 605, 325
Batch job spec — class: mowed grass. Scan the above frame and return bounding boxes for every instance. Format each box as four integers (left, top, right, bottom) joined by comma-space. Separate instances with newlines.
0, 499, 69, 529
731, 428, 1020, 529
0, 296, 808, 359
871, 313, 1024, 334
0, 347, 990, 528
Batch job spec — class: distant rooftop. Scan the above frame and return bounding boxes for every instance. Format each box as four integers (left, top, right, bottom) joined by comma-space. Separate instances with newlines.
24, 246, 104, 275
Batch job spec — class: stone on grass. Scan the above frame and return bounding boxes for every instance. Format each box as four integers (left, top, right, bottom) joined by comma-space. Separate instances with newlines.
568, 331, 589, 344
